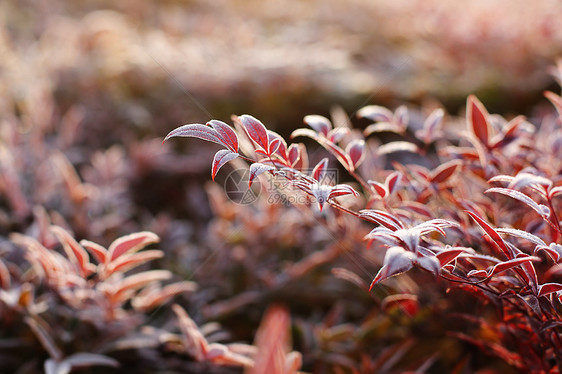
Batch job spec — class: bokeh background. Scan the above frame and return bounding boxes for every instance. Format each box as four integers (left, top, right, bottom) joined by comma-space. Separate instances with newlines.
1, 0, 562, 372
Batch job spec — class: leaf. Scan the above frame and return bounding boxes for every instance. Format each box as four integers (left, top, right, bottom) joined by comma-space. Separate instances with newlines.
238, 115, 269, 152
436, 247, 471, 266
212, 150, 239, 180
377, 141, 419, 155
208, 120, 239, 152
250, 305, 292, 374
417, 108, 444, 143
385, 171, 402, 196
485, 187, 550, 217
357, 105, 394, 122
26, 317, 63, 361
467, 95, 490, 146
80, 240, 107, 264
394, 105, 409, 130
132, 281, 197, 311
108, 231, 159, 262
465, 210, 512, 259
537, 283, 562, 297
381, 294, 419, 316
105, 250, 164, 275
50, 226, 94, 277
360, 210, 404, 231
173, 304, 208, 361
62, 353, 119, 370
312, 158, 329, 182
495, 228, 546, 247
346, 139, 365, 168
467, 256, 540, 279
368, 180, 387, 198
303, 115, 332, 136
249, 163, 275, 187
164, 124, 224, 146
327, 127, 348, 143
545, 91, 562, 117
328, 184, 359, 200
430, 160, 461, 184
370, 247, 415, 290
111, 270, 172, 304
549, 186, 562, 199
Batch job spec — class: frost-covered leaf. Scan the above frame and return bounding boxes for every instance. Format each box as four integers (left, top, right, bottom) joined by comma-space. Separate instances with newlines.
238, 115, 269, 152
211, 150, 239, 180
370, 247, 415, 289
304, 115, 332, 136
467, 95, 490, 146
248, 163, 275, 187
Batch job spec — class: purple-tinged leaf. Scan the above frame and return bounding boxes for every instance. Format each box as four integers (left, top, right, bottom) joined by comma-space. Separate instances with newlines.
488, 174, 515, 184
537, 283, 562, 297
370, 246, 415, 290
377, 141, 419, 155
309, 184, 332, 212
327, 127, 348, 143
105, 250, 164, 275
304, 115, 332, 136
346, 139, 365, 168
495, 228, 546, 247
386, 171, 402, 196
467, 95, 490, 146
287, 144, 300, 166
267, 131, 288, 160
465, 210, 512, 259
312, 158, 329, 182
164, 124, 223, 146
238, 115, 269, 152
430, 160, 461, 184
415, 255, 440, 276
357, 105, 394, 123
249, 163, 275, 187
208, 120, 239, 152
212, 150, 239, 180
485, 187, 550, 218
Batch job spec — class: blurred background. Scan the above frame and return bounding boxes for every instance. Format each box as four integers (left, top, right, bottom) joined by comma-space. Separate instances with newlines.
1, 0, 561, 372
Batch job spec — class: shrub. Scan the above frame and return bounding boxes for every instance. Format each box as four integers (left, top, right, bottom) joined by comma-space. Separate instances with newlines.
164, 63, 562, 372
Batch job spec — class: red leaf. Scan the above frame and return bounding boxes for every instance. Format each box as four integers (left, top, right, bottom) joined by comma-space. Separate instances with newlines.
430, 160, 461, 184
368, 180, 387, 198
304, 115, 332, 136
312, 158, 329, 182
436, 247, 470, 266
346, 139, 365, 168
385, 171, 402, 196
537, 283, 562, 297
212, 149, 239, 180
208, 120, 239, 152
238, 115, 269, 152
249, 163, 275, 187
381, 294, 419, 316
465, 210, 512, 259
108, 231, 159, 262
50, 226, 93, 277
467, 95, 490, 146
